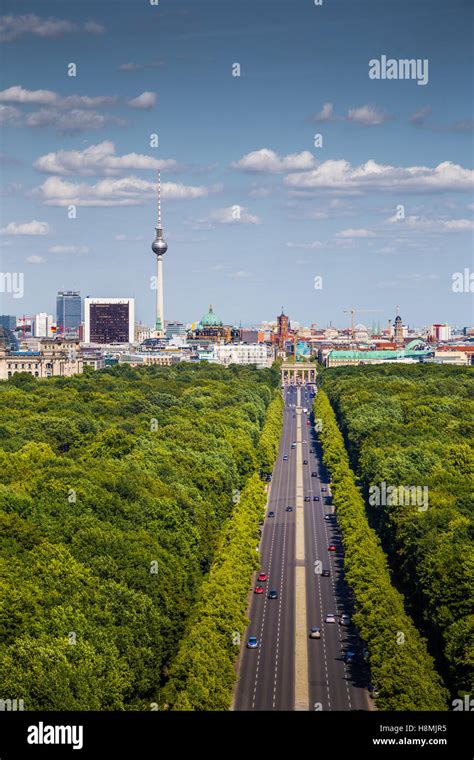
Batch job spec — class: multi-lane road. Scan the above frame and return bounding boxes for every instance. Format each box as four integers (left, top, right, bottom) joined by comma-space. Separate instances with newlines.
234, 384, 370, 711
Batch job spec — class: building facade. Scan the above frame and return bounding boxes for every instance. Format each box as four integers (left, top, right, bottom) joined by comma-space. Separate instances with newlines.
0, 339, 83, 380
211, 343, 275, 369
56, 291, 82, 336
84, 298, 135, 344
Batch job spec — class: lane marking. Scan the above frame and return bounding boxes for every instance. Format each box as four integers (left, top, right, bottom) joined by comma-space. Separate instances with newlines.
294, 387, 309, 711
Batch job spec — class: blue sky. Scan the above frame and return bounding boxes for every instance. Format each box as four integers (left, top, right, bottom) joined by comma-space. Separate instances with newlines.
0, 0, 473, 329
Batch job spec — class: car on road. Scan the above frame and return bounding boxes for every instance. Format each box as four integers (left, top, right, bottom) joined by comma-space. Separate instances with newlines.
343, 650, 356, 664
268, 589, 278, 599
340, 614, 351, 626
303, 459, 308, 465
321, 486, 327, 492
254, 585, 264, 594
313, 495, 319, 501
247, 636, 258, 649
325, 613, 336, 624
328, 544, 337, 552
257, 572, 267, 582
291, 442, 296, 448
309, 449, 314, 454
286, 505, 293, 512
309, 627, 321, 639
321, 569, 330, 577
311, 471, 318, 477
304, 496, 311, 502
283, 455, 288, 461
268, 511, 275, 517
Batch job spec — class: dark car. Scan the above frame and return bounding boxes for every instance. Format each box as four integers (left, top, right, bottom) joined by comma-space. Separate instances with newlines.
311, 472, 318, 477
304, 496, 311, 502
247, 636, 258, 649
313, 495, 320, 501
321, 569, 330, 577
286, 505, 293, 512
268, 590, 278, 599
283, 455, 288, 461
268, 511, 275, 517
303, 460, 308, 465
343, 650, 356, 664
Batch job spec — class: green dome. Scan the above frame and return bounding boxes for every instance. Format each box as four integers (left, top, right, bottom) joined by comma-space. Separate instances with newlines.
199, 304, 223, 327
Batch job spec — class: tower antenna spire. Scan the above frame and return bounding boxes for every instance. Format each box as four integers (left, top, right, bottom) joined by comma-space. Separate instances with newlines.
157, 171, 162, 231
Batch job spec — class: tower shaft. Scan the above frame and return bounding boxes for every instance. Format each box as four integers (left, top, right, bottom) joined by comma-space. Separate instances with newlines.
156, 255, 164, 334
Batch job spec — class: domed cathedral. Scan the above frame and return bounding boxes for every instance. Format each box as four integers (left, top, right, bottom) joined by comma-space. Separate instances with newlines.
190, 304, 240, 343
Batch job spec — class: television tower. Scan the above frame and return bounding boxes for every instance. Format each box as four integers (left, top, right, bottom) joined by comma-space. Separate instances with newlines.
151, 172, 168, 335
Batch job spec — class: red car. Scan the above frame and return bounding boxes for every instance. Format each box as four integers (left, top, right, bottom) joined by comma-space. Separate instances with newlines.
328, 545, 337, 552
257, 573, 267, 582
254, 585, 264, 594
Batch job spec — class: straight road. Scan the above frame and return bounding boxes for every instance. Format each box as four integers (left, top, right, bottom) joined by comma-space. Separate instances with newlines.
234, 383, 370, 711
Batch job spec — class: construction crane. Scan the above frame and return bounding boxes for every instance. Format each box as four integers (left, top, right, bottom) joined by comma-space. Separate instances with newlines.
343, 308, 381, 339
17, 315, 35, 339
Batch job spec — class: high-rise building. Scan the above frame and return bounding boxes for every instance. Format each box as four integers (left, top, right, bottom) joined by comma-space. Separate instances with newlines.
33, 313, 55, 338
166, 321, 186, 338
84, 298, 135, 344
56, 291, 82, 336
0, 315, 16, 331
151, 172, 168, 336
431, 323, 452, 341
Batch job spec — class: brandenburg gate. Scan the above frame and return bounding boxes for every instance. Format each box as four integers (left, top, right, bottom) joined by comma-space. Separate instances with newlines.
281, 362, 317, 385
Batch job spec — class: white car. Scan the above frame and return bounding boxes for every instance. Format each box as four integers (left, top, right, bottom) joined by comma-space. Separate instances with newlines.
325, 613, 336, 624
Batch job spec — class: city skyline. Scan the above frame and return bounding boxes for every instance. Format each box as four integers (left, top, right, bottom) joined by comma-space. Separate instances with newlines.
0, 0, 473, 327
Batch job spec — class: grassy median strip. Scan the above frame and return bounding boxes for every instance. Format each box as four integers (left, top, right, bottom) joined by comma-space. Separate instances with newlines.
164, 394, 284, 710
314, 390, 448, 711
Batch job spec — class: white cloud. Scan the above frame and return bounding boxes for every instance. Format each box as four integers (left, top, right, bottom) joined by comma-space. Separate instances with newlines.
232, 148, 315, 173
34, 141, 178, 176
119, 60, 164, 71
347, 105, 394, 126
127, 91, 157, 109
0, 85, 153, 113
0, 14, 104, 42
35, 176, 218, 207
312, 102, 393, 125
26, 109, 125, 134
386, 214, 474, 232
114, 234, 143, 242
26, 255, 45, 264
0, 220, 50, 236
0, 105, 20, 124
312, 102, 336, 122
284, 159, 474, 194
286, 240, 324, 249
230, 270, 252, 278
48, 245, 90, 254
336, 228, 376, 238
0, 85, 58, 105
210, 206, 261, 224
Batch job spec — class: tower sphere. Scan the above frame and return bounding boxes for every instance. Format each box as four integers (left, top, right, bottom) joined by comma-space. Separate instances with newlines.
152, 234, 168, 255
